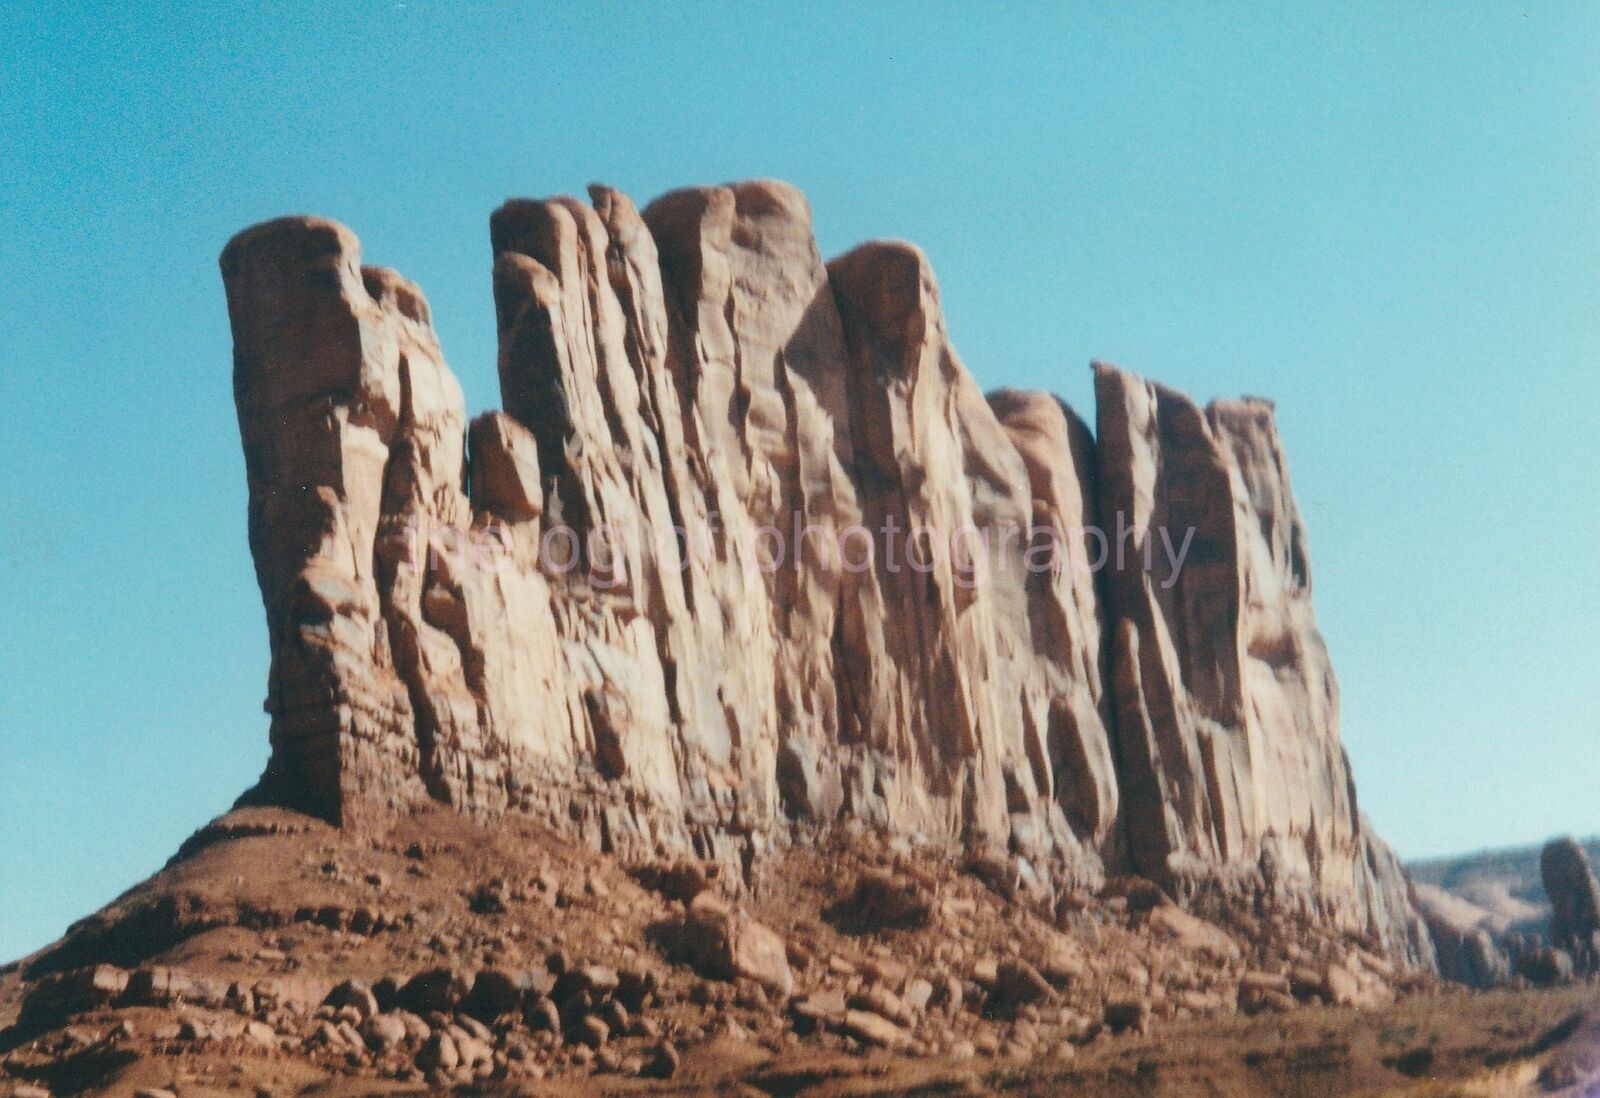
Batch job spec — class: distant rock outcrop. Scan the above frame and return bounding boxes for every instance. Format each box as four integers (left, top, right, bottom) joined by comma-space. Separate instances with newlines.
1407, 835, 1600, 986
1413, 883, 1511, 988
219, 179, 1433, 967
1542, 837, 1600, 963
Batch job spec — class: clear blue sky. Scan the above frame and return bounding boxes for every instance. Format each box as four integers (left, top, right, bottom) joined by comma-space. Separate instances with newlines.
2, 3, 1596, 961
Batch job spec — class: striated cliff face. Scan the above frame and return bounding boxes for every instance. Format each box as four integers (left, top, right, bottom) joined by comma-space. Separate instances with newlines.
220, 179, 1431, 966
1093, 369, 1430, 957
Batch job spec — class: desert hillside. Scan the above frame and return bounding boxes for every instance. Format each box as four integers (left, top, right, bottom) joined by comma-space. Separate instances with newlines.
3, 180, 1596, 1097
2, 806, 1597, 1097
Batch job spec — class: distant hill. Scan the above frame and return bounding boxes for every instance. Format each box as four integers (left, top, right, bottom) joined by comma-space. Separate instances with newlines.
1409, 836, 1600, 938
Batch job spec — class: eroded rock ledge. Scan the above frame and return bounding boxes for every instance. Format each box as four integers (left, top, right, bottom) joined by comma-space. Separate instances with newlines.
219, 179, 1433, 968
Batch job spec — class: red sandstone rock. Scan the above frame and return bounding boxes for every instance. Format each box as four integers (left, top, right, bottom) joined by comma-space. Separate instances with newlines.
218, 181, 1428, 966
1092, 363, 1433, 965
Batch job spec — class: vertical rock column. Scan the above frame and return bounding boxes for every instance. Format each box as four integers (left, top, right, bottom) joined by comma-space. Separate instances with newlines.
989, 390, 1121, 857
221, 217, 504, 822
1093, 361, 1431, 962
1542, 837, 1600, 960
826, 243, 1116, 884
490, 188, 762, 862
642, 181, 861, 830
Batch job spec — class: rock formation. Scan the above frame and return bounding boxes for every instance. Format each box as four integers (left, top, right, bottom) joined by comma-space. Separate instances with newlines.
1092, 368, 1430, 958
1413, 883, 1512, 988
1541, 837, 1600, 962
219, 178, 1432, 967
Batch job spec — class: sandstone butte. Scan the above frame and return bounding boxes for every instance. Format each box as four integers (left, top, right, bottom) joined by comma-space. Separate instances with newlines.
218, 178, 1435, 972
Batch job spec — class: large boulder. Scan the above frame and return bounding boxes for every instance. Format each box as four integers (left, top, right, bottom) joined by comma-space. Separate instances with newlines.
678, 895, 793, 998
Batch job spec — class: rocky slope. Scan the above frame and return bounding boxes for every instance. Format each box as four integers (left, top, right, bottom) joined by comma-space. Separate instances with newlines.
3, 808, 1596, 1097
217, 178, 1430, 967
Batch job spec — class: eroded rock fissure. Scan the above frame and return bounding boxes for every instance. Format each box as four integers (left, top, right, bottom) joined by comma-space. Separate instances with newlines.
220, 179, 1435, 969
